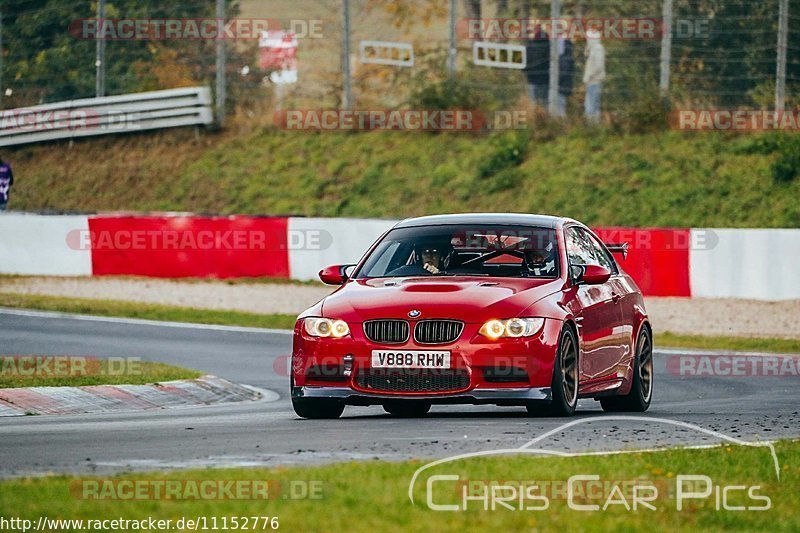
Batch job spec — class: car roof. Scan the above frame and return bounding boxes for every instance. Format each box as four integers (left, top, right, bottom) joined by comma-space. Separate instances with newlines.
395, 213, 569, 230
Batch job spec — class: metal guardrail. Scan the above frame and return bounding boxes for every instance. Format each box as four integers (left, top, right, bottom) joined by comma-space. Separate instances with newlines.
0, 87, 214, 147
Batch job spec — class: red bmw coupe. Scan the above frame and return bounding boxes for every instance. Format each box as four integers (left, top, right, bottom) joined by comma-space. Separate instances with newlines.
291, 214, 653, 418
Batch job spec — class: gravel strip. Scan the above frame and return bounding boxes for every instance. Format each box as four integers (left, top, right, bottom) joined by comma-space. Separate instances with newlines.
645, 297, 800, 340
0, 277, 333, 315
1, 277, 798, 339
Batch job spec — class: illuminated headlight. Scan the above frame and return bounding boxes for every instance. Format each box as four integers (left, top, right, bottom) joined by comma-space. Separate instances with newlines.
304, 318, 350, 338
479, 318, 545, 339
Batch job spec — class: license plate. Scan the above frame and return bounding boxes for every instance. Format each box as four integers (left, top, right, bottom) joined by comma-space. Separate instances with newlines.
371, 350, 451, 369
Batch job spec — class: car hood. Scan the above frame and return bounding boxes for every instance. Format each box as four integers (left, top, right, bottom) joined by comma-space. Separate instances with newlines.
320, 277, 562, 323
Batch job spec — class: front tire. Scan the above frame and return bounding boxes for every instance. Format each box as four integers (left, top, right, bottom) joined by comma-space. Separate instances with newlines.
383, 401, 432, 418
528, 325, 579, 417
600, 326, 653, 413
292, 398, 345, 419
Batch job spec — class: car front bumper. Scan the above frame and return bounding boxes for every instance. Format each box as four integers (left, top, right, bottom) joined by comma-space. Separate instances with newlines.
292, 385, 552, 406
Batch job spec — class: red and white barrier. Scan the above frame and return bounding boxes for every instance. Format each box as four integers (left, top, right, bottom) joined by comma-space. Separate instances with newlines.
87, 215, 289, 278
0, 214, 797, 301
689, 228, 800, 300
0, 213, 92, 276
287, 217, 394, 281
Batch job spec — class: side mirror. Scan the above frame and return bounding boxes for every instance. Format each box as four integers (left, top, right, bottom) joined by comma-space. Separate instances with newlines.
579, 264, 612, 285
319, 264, 355, 285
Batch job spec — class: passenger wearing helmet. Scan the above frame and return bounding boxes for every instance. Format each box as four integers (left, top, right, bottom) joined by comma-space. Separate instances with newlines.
526, 242, 556, 276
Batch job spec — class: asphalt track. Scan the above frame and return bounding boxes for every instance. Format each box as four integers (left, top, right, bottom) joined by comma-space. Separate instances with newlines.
1, 308, 798, 479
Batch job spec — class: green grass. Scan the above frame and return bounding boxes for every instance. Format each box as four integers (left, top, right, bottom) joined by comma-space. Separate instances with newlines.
7, 127, 800, 227
657, 332, 800, 354
0, 359, 202, 388
1, 440, 797, 532
0, 293, 297, 330
2, 292, 798, 354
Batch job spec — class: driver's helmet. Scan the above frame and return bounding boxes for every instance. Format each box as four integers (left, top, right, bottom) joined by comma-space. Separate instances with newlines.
415, 242, 454, 269
526, 242, 555, 271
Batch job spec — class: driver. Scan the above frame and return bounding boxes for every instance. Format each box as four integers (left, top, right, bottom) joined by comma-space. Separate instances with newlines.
419, 245, 445, 274
384, 241, 453, 277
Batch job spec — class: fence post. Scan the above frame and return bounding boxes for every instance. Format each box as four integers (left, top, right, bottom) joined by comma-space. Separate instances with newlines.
342, 0, 353, 109
448, 0, 457, 75
659, 0, 673, 96
215, 0, 226, 126
96, 0, 106, 97
776, 0, 789, 112
548, 0, 561, 116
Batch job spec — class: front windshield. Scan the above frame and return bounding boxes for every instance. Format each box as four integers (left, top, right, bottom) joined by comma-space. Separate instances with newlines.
356, 224, 559, 279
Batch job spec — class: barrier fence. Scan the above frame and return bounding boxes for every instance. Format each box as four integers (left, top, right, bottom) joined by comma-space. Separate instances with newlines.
1, 213, 798, 301
0, 87, 214, 147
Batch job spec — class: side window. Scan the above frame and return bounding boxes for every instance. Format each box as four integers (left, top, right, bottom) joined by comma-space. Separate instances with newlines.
585, 232, 618, 274
566, 228, 598, 267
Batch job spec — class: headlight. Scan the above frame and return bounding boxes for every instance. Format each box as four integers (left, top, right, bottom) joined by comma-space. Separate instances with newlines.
304, 318, 350, 338
479, 318, 545, 339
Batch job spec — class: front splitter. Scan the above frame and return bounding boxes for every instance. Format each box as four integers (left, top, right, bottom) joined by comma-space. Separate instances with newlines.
292, 386, 552, 406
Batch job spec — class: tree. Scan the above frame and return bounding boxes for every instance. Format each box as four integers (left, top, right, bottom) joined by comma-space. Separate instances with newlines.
1, 0, 241, 107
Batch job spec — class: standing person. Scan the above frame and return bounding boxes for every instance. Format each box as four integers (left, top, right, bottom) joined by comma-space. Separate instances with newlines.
557, 37, 575, 118
0, 158, 13, 212
583, 29, 606, 124
523, 25, 550, 109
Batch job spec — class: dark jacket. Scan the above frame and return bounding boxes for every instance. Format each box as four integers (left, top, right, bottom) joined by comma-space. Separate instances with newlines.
0, 162, 13, 202
523, 29, 550, 86
559, 40, 576, 96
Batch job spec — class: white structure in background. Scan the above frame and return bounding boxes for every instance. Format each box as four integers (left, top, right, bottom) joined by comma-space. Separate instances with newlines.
473, 41, 526, 69
0, 87, 213, 147
287, 217, 396, 281
0, 214, 92, 275
259, 31, 298, 85
689, 229, 800, 300
359, 41, 414, 67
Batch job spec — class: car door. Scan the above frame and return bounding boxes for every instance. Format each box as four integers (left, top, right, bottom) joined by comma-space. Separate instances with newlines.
564, 226, 625, 385
583, 229, 634, 379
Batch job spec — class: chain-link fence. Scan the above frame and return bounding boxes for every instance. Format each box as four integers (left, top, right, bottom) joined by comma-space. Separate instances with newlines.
0, 0, 797, 130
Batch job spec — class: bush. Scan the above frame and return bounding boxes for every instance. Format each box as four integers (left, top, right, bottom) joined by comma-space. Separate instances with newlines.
611, 83, 668, 134
732, 133, 785, 155
485, 168, 525, 193
477, 131, 529, 179
772, 138, 800, 183
409, 77, 484, 111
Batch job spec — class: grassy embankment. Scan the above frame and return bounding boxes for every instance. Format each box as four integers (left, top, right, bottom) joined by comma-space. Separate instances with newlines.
1, 440, 797, 532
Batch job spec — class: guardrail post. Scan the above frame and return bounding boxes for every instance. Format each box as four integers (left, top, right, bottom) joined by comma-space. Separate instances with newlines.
95, 0, 106, 97
776, 0, 789, 112
215, 0, 227, 126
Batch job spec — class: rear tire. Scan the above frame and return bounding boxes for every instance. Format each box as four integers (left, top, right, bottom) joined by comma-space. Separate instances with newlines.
600, 326, 653, 413
528, 325, 579, 417
383, 401, 432, 418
